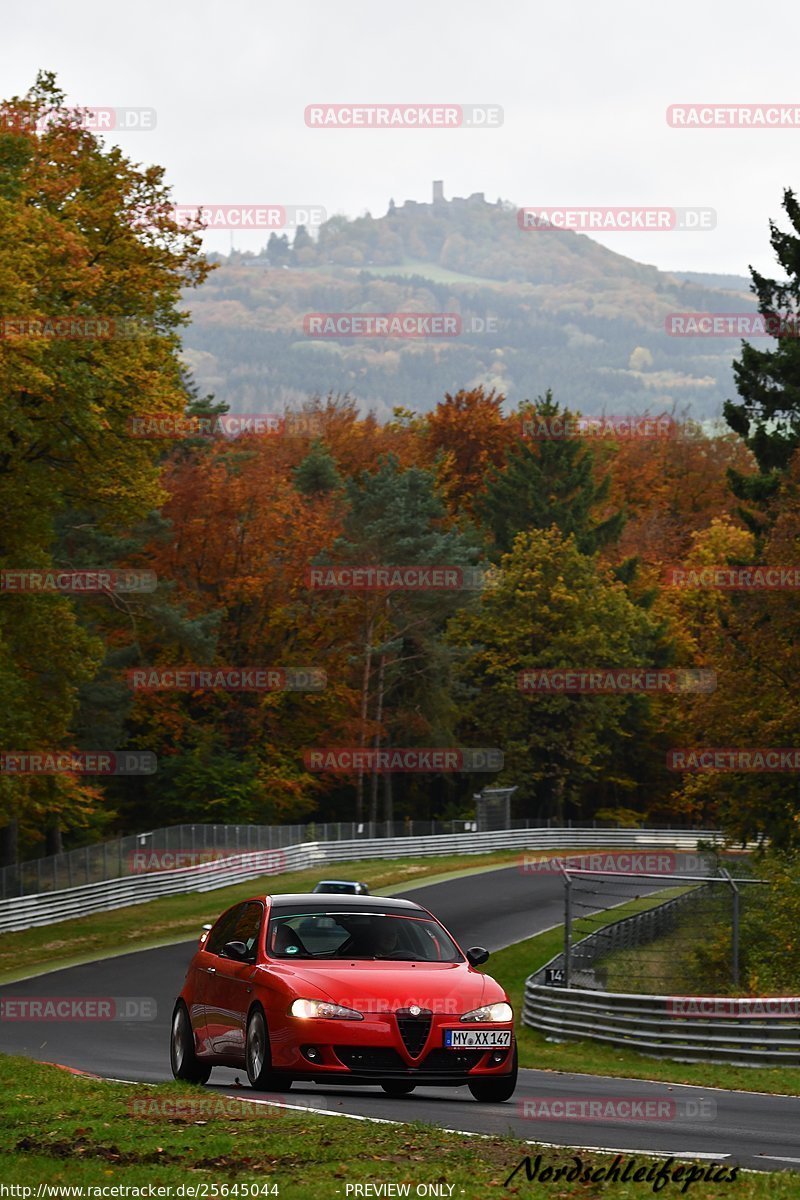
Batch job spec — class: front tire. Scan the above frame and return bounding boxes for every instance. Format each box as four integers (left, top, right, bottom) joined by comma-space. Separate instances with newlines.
467, 1044, 518, 1103
380, 1081, 416, 1096
245, 1007, 293, 1092
170, 1001, 211, 1084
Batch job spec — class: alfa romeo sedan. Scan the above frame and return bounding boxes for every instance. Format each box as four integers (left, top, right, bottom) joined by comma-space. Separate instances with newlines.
171, 893, 517, 1102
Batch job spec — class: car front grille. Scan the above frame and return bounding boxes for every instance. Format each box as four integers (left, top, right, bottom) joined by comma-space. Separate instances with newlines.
334, 1046, 405, 1072
395, 1008, 432, 1058
421, 1049, 484, 1072
333, 1044, 485, 1075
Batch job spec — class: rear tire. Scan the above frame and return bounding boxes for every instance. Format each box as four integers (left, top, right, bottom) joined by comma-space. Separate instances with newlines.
380, 1081, 416, 1096
245, 1007, 293, 1092
467, 1044, 518, 1103
170, 1001, 211, 1084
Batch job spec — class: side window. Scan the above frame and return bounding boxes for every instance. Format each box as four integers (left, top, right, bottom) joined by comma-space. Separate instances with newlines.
205, 905, 244, 956
226, 902, 263, 960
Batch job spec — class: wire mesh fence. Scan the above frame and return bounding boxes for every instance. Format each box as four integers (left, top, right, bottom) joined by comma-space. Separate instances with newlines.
556, 864, 761, 993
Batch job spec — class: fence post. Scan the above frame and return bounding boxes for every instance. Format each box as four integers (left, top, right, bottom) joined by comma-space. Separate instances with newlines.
721, 869, 741, 988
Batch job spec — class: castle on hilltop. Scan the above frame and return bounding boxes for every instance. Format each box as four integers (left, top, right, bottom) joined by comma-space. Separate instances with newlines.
394, 182, 489, 211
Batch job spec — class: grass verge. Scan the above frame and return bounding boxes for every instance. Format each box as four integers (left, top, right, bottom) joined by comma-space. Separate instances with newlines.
0, 1055, 790, 1197
597, 892, 736, 995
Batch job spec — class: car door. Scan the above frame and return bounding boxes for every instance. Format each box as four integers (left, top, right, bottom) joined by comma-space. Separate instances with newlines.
204, 901, 264, 1059
197, 904, 246, 1055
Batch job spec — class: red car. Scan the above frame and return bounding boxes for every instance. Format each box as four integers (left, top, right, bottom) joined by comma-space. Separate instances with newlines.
171, 893, 517, 1102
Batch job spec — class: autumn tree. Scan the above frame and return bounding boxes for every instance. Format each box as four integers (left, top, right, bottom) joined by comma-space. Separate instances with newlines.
604, 424, 754, 567
0, 73, 209, 859
665, 484, 800, 847
448, 528, 671, 821
123, 427, 350, 828
423, 387, 515, 514
317, 456, 484, 821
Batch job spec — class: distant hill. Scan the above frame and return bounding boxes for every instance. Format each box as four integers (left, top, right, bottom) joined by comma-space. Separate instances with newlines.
670, 270, 752, 294
180, 189, 759, 420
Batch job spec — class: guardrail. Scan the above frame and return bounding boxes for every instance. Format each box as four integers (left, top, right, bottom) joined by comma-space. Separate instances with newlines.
523, 889, 800, 1067
2, 817, 716, 899
2, 818, 502, 899
0, 825, 724, 933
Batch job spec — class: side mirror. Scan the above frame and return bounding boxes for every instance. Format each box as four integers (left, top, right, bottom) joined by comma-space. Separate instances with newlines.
466, 946, 490, 967
221, 940, 250, 962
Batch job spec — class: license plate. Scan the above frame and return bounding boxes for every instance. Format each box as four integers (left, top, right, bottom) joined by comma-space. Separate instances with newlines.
443, 1028, 512, 1049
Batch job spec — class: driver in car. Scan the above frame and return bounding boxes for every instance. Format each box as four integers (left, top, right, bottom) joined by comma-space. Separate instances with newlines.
338, 917, 401, 958
372, 919, 400, 956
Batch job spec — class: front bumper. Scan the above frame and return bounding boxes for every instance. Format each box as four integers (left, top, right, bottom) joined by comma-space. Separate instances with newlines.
269, 1008, 515, 1083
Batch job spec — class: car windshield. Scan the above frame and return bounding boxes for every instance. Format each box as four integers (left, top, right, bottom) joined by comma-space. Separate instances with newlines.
267, 910, 463, 962
315, 883, 356, 893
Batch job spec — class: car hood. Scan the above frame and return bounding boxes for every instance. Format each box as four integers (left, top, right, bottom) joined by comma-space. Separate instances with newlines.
261, 960, 506, 1015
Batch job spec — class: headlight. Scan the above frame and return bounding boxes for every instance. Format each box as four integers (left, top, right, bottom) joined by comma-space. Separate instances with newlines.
460, 1001, 513, 1023
290, 998, 363, 1021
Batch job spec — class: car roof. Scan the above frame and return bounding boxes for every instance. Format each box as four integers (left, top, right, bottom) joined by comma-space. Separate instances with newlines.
265, 893, 422, 911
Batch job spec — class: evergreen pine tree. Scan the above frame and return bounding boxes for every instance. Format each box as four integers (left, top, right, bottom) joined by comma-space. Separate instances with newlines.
293, 440, 343, 496
476, 392, 625, 555
724, 188, 800, 532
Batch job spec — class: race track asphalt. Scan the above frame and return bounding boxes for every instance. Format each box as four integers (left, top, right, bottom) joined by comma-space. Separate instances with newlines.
2, 862, 799, 1173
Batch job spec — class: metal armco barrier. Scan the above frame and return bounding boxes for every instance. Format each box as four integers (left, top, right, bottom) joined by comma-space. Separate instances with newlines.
0, 826, 723, 933
523, 981, 800, 1067
523, 889, 800, 1067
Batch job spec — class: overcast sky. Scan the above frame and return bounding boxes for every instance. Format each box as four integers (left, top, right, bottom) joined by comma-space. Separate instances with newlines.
4, 0, 800, 277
